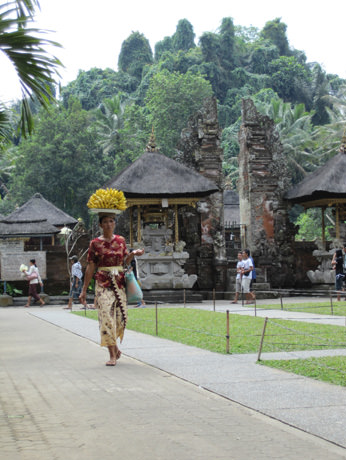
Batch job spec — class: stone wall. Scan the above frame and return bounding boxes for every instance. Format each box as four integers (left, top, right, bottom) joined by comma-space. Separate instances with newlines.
238, 99, 297, 288
178, 97, 226, 290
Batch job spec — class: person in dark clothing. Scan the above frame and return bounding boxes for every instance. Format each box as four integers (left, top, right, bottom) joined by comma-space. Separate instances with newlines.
332, 249, 344, 301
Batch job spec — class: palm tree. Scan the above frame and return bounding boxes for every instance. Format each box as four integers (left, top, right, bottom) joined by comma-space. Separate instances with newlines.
0, 0, 62, 142
94, 95, 125, 156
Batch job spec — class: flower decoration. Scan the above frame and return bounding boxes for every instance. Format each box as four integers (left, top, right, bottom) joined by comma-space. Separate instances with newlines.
87, 188, 127, 211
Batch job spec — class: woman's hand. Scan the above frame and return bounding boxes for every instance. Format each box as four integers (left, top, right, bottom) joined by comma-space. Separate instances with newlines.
133, 249, 144, 256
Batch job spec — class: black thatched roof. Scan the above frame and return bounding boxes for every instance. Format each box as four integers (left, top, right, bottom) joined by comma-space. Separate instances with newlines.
105, 152, 219, 197
286, 151, 346, 203
5, 193, 77, 227
0, 219, 60, 237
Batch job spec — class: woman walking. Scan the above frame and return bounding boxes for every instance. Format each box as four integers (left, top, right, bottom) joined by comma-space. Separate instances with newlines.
80, 189, 144, 366
24, 259, 45, 307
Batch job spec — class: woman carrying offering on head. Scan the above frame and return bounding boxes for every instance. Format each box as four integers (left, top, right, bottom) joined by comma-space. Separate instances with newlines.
24, 259, 45, 308
79, 189, 144, 366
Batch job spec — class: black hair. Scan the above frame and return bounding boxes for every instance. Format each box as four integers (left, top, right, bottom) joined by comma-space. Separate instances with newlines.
335, 249, 342, 258
30, 259, 37, 266
244, 249, 250, 257
98, 215, 116, 224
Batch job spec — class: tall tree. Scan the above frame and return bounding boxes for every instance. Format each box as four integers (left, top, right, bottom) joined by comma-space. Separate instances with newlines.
218, 17, 235, 71
172, 19, 195, 52
118, 31, 153, 81
145, 70, 213, 156
260, 18, 290, 56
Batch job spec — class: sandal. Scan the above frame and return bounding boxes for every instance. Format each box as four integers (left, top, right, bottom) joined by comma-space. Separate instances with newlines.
105, 358, 116, 366
24, 305, 30, 308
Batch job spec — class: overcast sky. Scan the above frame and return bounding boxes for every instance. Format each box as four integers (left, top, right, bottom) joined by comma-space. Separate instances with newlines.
1, 0, 345, 102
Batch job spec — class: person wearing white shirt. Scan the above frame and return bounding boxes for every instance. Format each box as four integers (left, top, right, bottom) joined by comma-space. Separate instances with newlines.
241, 250, 255, 305
24, 259, 45, 307
231, 252, 244, 304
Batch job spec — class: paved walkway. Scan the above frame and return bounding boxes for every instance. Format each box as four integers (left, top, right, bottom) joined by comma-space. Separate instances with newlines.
1, 302, 346, 459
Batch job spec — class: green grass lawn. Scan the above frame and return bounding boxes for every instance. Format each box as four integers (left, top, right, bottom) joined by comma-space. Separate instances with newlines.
73, 307, 346, 386
261, 356, 346, 387
73, 307, 346, 355
255, 300, 346, 316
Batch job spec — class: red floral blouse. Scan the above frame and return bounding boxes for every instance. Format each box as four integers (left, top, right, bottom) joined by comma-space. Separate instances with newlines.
87, 235, 128, 289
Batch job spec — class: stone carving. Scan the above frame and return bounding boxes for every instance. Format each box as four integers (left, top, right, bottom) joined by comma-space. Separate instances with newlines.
307, 249, 335, 284
177, 97, 226, 289
238, 98, 297, 288
138, 225, 197, 290
213, 231, 226, 261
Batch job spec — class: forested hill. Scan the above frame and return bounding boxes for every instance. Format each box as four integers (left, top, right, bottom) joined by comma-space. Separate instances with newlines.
1, 16, 345, 231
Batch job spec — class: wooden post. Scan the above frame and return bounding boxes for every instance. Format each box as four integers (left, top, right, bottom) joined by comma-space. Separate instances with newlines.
137, 205, 141, 242
174, 204, 179, 243
213, 288, 216, 311
336, 204, 340, 240
155, 302, 158, 336
183, 289, 186, 308
129, 207, 133, 247
280, 293, 283, 310
321, 207, 326, 250
257, 317, 268, 361
226, 310, 230, 354
330, 290, 334, 315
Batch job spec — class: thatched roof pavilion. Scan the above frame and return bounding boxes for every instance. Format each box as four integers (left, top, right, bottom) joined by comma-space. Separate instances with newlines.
106, 151, 219, 199
5, 193, 77, 228
286, 144, 346, 242
105, 137, 219, 245
0, 219, 60, 238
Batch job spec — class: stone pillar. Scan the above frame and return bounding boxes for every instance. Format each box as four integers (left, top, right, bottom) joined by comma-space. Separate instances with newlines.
238, 99, 296, 288
179, 97, 226, 290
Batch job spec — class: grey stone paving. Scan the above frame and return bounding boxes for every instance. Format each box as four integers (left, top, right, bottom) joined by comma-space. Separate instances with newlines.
1, 303, 346, 459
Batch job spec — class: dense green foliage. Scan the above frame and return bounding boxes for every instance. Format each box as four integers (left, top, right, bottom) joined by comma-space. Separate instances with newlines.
1, 13, 346, 236
3, 99, 112, 222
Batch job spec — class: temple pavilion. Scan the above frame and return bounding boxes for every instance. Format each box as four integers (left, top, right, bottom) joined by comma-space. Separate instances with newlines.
286, 136, 346, 245
105, 135, 219, 247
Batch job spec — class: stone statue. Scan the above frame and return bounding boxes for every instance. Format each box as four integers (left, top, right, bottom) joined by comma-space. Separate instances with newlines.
213, 231, 226, 260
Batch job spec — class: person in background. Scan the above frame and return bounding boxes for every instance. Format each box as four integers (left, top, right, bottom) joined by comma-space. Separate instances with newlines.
241, 250, 254, 305
343, 244, 346, 299
24, 259, 45, 307
231, 251, 244, 304
246, 248, 256, 302
64, 255, 89, 310
332, 249, 344, 302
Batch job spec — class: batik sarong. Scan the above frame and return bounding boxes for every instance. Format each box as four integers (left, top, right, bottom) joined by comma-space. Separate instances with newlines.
95, 278, 128, 347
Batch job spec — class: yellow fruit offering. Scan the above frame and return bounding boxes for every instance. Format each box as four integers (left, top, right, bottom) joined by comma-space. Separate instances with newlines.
87, 188, 127, 211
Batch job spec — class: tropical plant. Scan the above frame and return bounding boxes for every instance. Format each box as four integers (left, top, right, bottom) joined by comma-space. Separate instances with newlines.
0, 0, 62, 138
94, 94, 125, 156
